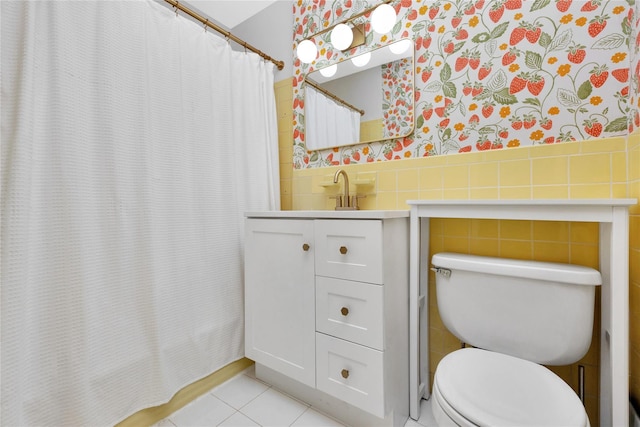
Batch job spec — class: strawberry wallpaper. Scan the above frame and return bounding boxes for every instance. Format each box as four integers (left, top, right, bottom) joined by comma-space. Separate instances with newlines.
292, 0, 640, 169
382, 57, 415, 139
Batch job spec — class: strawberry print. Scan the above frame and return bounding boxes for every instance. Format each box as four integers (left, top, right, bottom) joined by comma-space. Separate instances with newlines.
555, 0, 572, 12
504, 0, 522, 10
451, 13, 463, 28
478, 64, 492, 80
523, 114, 537, 129
464, 3, 475, 15
567, 44, 586, 64
581, 0, 600, 12
488, 3, 505, 23
587, 16, 608, 37
540, 118, 553, 130
509, 73, 528, 94
455, 28, 469, 40
510, 116, 523, 130
526, 75, 545, 96
476, 139, 492, 150
462, 82, 473, 96
455, 52, 470, 72
481, 102, 494, 118
502, 49, 519, 65
510, 26, 526, 45
525, 26, 542, 43
589, 65, 609, 88
429, 4, 440, 19
583, 119, 603, 137
611, 68, 629, 83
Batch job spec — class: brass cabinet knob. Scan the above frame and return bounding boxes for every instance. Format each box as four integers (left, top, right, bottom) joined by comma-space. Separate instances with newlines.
340, 307, 349, 316
302, 243, 310, 251
341, 369, 349, 379
339, 246, 348, 255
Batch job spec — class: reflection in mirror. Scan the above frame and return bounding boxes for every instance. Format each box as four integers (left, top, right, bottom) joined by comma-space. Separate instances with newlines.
304, 39, 415, 151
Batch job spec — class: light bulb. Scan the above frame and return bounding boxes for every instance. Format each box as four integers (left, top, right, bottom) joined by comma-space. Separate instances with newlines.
389, 39, 412, 54
319, 64, 338, 78
351, 52, 371, 67
297, 39, 318, 64
331, 24, 354, 50
371, 3, 396, 34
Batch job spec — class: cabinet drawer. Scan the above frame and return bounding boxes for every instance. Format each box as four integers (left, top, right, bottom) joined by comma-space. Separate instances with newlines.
314, 220, 383, 284
316, 333, 384, 418
316, 277, 383, 350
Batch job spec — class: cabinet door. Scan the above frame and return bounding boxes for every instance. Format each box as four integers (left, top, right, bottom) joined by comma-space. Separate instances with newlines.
244, 218, 316, 387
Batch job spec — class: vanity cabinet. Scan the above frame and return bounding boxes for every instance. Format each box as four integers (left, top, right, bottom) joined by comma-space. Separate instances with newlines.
244, 211, 409, 427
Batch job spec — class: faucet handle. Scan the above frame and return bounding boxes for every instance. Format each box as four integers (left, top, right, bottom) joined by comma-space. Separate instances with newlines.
329, 195, 343, 208
351, 194, 366, 209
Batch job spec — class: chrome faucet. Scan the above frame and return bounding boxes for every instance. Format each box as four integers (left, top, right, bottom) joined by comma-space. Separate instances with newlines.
332, 169, 361, 210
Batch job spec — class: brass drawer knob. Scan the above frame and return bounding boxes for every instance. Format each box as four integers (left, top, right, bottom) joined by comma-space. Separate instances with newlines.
302, 243, 310, 251
340, 307, 349, 316
341, 369, 349, 379
339, 246, 348, 255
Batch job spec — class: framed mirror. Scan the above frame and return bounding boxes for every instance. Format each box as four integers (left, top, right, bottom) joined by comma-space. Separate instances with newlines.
303, 39, 415, 151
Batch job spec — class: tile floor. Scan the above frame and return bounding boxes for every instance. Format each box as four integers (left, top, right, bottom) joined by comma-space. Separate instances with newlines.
155, 365, 437, 427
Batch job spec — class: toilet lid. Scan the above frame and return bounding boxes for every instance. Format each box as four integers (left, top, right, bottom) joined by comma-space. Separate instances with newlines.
435, 348, 588, 427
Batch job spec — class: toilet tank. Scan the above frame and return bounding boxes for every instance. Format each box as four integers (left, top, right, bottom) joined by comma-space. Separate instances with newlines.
431, 252, 601, 365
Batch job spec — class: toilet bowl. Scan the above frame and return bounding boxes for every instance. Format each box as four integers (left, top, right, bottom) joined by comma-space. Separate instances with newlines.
430, 253, 601, 427
431, 348, 589, 427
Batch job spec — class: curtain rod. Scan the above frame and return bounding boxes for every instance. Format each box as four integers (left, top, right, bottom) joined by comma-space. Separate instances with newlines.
304, 79, 365, 116
164, 0, 284, 70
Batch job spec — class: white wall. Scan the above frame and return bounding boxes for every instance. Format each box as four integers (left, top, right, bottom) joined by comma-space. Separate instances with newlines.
232, 1, 293, 82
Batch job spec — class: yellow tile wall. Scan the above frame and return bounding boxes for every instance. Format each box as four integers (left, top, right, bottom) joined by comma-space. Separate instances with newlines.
275, 79, 638, 424
275, 79, 294, 210
360, 119, 384, 142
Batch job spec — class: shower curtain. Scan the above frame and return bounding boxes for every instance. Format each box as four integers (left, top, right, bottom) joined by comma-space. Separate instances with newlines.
305, 85, 361, 150
1, 1, 279, 425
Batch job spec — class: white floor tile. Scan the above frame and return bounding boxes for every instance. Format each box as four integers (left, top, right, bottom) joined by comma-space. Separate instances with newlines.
240, 387, 308, 427
415, 398, 438, 427
170, 393, 236, 427
218, 411, 261, 427
291, 408, 345, 427
212, 373, 270, 409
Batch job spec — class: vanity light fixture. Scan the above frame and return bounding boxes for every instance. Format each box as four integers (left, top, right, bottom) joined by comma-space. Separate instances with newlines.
295, 0, 396, 64
351, 51, 371, 67
297, 39, 319, 64
389, 38, 412, 54
371, 3, 396, 34
330, 23, 354, 50
319, 64, 338, 77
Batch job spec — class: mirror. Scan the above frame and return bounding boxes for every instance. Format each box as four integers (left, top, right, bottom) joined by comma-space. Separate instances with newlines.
304, 39, 415, 151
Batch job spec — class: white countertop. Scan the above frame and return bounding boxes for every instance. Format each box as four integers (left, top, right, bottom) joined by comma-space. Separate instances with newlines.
245, 210, 410, 219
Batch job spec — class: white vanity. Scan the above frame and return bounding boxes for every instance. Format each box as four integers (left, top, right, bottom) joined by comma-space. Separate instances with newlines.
244, 210, 410, 427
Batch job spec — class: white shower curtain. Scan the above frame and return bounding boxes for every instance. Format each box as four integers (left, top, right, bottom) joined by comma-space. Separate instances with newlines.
1, 1, 279, 426
305, 85, 361, 150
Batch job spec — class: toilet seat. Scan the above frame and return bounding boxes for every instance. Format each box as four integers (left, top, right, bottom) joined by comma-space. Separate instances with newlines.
433, 348, 589, 427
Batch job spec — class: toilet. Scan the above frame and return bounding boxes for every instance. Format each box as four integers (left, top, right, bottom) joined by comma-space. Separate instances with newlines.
430, 252, 601, 427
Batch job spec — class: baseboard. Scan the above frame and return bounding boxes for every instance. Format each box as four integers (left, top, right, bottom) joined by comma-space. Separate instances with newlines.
116, 357, 254, 427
